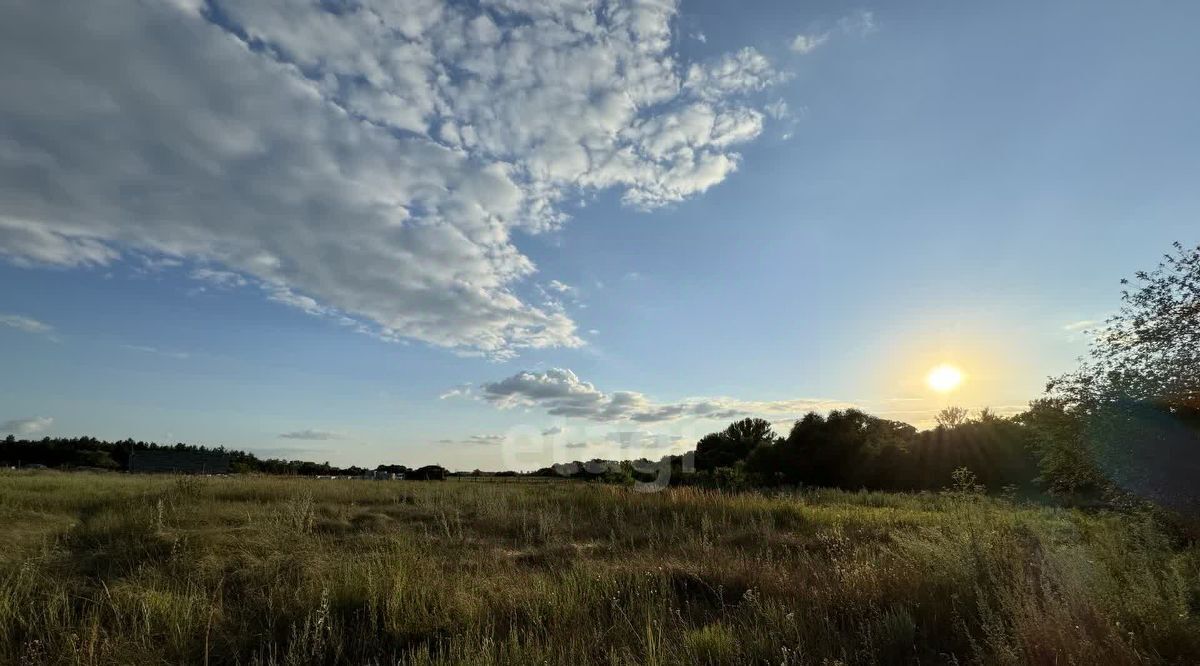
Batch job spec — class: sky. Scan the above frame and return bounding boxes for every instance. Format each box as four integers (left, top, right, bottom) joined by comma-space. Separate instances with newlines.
2, 0, 1198, 470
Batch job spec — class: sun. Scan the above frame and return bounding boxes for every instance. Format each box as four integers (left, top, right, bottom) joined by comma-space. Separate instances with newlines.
926, 364, 965, 393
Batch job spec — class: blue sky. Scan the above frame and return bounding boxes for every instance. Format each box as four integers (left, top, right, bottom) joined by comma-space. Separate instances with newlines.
2, 0, 1197, 469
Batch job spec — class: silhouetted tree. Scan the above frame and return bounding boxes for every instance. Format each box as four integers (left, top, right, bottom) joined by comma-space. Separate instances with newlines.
694, 418, 776, 471
694, 433, 732, 471
905, 411, 1037, 492
0, 435, 375, 476
1050, 242, 1199, 411
777, 410, 915, 489
1044, 242, 1200, 514
935, 406, 970, 429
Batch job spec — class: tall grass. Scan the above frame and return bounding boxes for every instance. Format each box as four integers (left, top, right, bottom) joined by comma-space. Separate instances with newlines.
1, 471, 1197, 664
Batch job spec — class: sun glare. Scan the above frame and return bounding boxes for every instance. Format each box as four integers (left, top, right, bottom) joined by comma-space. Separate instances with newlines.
926, 364, 964, 393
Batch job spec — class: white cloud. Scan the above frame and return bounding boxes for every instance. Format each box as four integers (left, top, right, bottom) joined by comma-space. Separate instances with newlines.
1, 416, 53, 435
605, 430, 683, 449
439, 384, 472, 400
439, 434, 506, 445
0, 313, 53, 335
278, 429, 344, 440
791, 10, 878, 55
122, 344, 190, 360
790, 32, 830, 54
0, 218, 118, 267
479, 368, 854, 423
545, 280, 576, 296
0, 0, 784, 358
1062, 320, 1098, 332
136, 254, 184, 272
764, 98, 798, 140
541, 426, 564, 436
839, 9, 879, 36
1062, 318, 1102, 342
765, 99, 791, 121
684, 48, 784, 101
190, 268, 248, 289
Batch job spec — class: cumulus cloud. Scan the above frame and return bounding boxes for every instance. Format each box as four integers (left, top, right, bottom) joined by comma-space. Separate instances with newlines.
1, 416, 53, 435
0, 313, 53, 335
0, 0, 784, 358
278, 429, 344, 441
479, 368, 854, 423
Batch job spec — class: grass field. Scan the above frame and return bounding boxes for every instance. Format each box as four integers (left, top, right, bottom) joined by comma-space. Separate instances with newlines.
2, 472, 1199, 665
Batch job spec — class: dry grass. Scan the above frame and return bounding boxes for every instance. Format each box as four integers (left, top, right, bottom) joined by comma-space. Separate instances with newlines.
1, 471, 1198, 664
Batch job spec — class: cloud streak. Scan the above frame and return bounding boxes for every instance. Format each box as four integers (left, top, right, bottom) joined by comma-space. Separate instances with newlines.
0, 314, 53, 335
278, 429, 344, 441
439, 434, 506, 445
122, 344, 191, 360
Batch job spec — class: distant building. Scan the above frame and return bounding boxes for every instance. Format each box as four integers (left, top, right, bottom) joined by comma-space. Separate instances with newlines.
129, 450, 230, 474
353, 470, 403, 480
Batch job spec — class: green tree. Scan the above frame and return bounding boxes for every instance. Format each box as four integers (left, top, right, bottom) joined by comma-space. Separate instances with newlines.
1017, 399, 1105, 495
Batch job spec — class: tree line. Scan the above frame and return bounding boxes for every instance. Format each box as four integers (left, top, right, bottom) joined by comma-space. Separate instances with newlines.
688, 406, 1038, 493
0, 436, 383, 477
545, 242, 1200, 517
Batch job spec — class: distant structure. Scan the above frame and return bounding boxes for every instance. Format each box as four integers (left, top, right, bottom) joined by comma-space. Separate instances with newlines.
129, 450, 230, 474
356, 470, 403, 480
